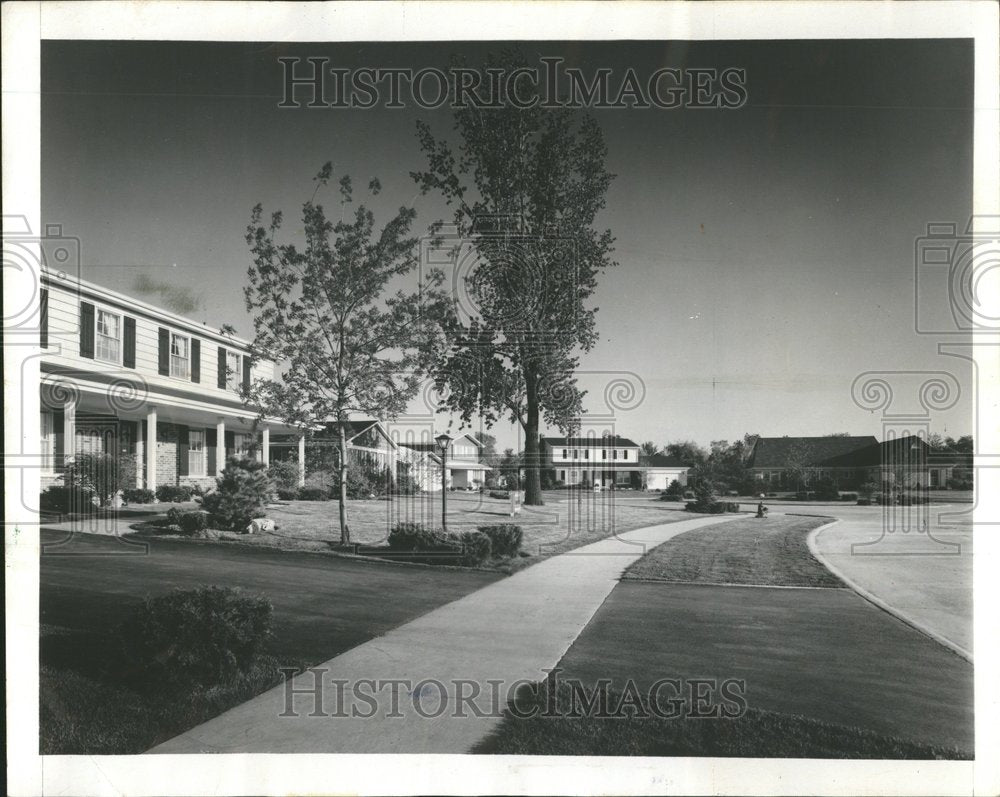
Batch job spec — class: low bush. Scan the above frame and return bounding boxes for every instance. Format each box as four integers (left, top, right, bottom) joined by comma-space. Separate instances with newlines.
65, 452, 137, 507
296, 486, 330, 501
856, 498, 872, 506
267, 460, 302, 493
387, 522, 440, 551
451, 530, 492, 566
489, 490, 511, 500
478, 524, 523, 557
40, 485, 97, 515
664, 480, 685, 499
811, 477, 840, 501
276, 488, 298, 501
686, 501, 726, 514
156, 484, 194, 503
123, 488, 155, 505
201, 457, 270, 531
840, 492, 858, 502
118, 586, 272, 688
165, 508, 210, 536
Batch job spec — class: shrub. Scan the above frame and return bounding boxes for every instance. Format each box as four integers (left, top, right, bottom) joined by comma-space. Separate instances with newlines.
840, 492, 858, 502
123, 488, 155, 504
40, 485, 97, 515
156, 484, 194, 503
811, 477, 840, 501
489, 490, 511, 500
478, 524, 523, 557
335, 469, 377, 499
859, 481, 879, 500
857, 498, 872, 506
387, 522, 440, 551
201, 457, 270, 531
664, 479, 684, 499
686, 501, 726, 514
267, 461, 302, 492
451, 530, 492, 566
165, 508, 210, 536
118, 586, 272, 688
296, 486, 330, 501
65, 452, 136, 506
276, 488, 298, 501
303, 469, 336, 492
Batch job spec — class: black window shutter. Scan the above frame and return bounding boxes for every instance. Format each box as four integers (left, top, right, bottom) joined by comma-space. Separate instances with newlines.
206, 429, 217, 475
79, 301, 95, 358
178, 425, 189, 477
225, 430, 235, 462
158, 328, 170, 375
191, 339, 201, 383
123, 317, 136, 368
217, 346, 227, 389
40, 289, 49, 349
242, 355, 251, 392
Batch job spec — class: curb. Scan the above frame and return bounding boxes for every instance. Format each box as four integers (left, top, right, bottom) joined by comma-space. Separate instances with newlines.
807, 520, 973, 663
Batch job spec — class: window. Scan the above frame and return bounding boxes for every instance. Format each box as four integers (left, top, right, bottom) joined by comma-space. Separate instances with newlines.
188, 429, 206, 476
96, 309, 121, 363
602, 449, 606, 460
621, 449, 628, 460
559, 470, 566, 481
572, 449, 578, 459
170, 333, 190, 379
226, 350, 241, 391
613, 450, 618, 460
584, 449, 589, 460
233, 433, 252, 458
40, 412, 54, 472
562, 449, 567, 459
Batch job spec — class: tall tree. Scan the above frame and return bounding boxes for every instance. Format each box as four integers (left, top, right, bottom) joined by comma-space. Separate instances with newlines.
639, 441, 660, 462
243, 164, 441, 544
664, 440, 708, 467
412, 51, 616, 505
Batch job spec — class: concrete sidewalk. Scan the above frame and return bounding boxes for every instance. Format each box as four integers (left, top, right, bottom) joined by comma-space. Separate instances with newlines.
808, 506, 973, 658
150, 514, 738, 754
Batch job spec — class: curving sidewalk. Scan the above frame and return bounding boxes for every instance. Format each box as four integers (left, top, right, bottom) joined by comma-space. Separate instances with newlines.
150, 513, 740, 754
807, 507, 973, 660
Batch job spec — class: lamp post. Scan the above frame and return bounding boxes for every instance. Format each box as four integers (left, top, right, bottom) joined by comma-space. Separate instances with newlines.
435, 432, 452, 532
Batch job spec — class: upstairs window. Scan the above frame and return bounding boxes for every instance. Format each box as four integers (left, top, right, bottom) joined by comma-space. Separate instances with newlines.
613, 450, 618, 460
584, 449, 590, 459
170, 333, 190, 379
602, 449, 607, 460
96, 309, 121, 364
226, 350, 241, 391
562, 449, 567, 459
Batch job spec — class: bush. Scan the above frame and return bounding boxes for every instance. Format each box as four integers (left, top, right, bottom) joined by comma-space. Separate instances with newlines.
201, 457, 270, 531
165, 508, 210, 536
267, 461, 302, 492
156, 484, 194, 503
857, 498, 872, 506
296, 486, 330, 501
489, 490, 511, 500
65, 452, 137, 506
840, 492, 858, 502
811, 477, 840, 501
686, 501, 726, 514
276, 488, 298, 501
664, 479, 684, 499
478, 524, 523, 557
387, 522, 441, 551
118, 586, 272, 688
123, 488, 155, 504
40, 485, 97, 515
451, 530, 492, 566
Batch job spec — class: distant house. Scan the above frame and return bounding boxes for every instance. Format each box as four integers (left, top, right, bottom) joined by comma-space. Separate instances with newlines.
747, 435, 931, 489
643, 454, 690, 491
540, 435, 646, 489
927, 450, 974, 489
397, 432, 490, 490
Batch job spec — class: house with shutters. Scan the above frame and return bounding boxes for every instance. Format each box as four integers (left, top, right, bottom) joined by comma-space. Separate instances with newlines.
39, 268, 303, 493
397, 432, 490, 490
540, 434, 646, 489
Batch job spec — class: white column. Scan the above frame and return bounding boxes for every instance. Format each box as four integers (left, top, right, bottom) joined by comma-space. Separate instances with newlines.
135, 432, 144, 488
146, 406, 157, 492
298, 435, 306, 487
62, 395, 77, 465
216, 418, 226, 477
261, 426, 270, 467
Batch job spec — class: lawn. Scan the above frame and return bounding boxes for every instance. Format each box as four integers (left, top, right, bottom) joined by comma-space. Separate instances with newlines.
476, 581, 974, 757
623, 514, 841, 587
39, 530, 498, 754
125, 491, 694, 572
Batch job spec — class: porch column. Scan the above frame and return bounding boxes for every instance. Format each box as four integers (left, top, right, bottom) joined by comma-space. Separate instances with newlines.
216, 418, 226, 477
145, 406, 157, 492
62, 395, 77, 464
298, 435, 306, 487
261, 426, 270, 467
135, 431, 144, 488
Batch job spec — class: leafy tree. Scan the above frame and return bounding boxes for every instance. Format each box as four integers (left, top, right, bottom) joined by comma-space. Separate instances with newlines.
412, 51, 616, 505
664, 440, 708, 467
497, 448, 522, 489
639, 441, 660, 463
243, 165, 441, 543
782, 441, 815, 491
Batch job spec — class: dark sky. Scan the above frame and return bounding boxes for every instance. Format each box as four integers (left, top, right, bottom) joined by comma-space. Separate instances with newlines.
42, 39, 974, 449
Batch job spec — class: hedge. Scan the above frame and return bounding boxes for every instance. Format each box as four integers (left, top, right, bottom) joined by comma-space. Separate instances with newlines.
123, 488, 155, 504
478, 524, 523, 557
156, 484, 194, 503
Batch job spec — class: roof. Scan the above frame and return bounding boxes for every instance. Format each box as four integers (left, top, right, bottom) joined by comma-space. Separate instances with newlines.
542, 435, 640, 448
317, 419, 384, 443
644, 454, 689, 469
748, 436, 878, 469
397, 432, 481, 452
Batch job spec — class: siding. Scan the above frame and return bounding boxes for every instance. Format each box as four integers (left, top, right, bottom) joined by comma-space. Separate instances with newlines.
42, 280, 278, 411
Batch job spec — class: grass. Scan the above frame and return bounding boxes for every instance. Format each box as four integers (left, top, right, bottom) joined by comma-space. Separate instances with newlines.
124, 491, 694, 572
474, 681, 970, 759
40, 530, 498, 753
623, 514, 841, 587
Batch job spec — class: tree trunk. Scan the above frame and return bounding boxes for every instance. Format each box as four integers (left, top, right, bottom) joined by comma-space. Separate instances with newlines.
338, 423, 350, 545
523, 376, 543, 505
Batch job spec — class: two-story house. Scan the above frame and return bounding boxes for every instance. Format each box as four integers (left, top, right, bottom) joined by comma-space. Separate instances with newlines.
39, 268, 303, 494
397, 432, 489, 490
541, 435, 644, 489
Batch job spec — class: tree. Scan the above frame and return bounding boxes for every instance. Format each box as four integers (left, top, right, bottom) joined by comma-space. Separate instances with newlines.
243, 165, 441, 544
782, 441, 815, 491
497, 448, 522, 489
412, 51, 616, 506
639, 441, 660, 463
664, 440, 708, 467
477, 432, 500, 486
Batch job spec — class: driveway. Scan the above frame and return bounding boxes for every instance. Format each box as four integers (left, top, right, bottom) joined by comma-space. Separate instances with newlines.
806, 505, 973, 657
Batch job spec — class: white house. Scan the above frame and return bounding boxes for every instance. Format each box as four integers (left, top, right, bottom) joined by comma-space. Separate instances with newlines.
39, 268, 303, 493
397, 432, 489, 490
541, 435, 644, 489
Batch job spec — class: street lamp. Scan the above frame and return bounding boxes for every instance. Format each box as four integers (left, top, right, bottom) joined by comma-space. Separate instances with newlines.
435, 432, 452, 532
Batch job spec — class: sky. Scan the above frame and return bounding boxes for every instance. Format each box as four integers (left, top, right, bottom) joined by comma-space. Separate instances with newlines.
41, 39, 974, 452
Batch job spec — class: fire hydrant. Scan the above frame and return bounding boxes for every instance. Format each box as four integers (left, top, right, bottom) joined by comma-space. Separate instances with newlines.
756, 502, 768, 518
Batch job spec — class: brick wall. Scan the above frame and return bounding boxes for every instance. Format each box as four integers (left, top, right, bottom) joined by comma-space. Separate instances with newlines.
156, 423, 179, 486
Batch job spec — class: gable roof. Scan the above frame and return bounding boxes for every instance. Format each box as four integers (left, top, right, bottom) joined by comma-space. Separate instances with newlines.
748, 436, 878, 469
397, 432, 482, 452
645, 454, 689, 469
542, 435, 639, 448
